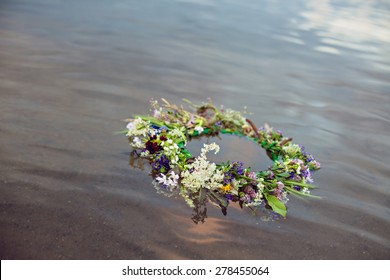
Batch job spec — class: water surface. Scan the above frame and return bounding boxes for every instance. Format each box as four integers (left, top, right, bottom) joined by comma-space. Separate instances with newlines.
0, 0, 389, 259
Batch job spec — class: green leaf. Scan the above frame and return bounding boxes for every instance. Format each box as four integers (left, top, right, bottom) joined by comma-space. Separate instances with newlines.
221, 129, 232, 134
264, 142, 276, 149
264, 194, 286, 217
177, 141, 185, 148
182, 149, 192, 159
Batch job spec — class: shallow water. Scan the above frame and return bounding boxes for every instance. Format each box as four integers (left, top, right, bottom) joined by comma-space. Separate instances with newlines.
0, 0, 389, 259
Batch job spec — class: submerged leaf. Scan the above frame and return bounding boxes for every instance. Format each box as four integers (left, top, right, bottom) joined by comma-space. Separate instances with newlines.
209, 192, 228, 208
264, 194, 286, 217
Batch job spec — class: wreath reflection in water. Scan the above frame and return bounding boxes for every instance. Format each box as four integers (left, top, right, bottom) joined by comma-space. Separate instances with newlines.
122, 99, 321, 223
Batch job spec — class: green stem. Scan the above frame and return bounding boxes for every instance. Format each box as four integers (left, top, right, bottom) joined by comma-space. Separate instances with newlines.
284, 180, 316, 189
285, 186, 321, 198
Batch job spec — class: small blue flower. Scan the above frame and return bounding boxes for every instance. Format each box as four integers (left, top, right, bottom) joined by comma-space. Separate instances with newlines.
293, 185, 301, 191
150, 124, 161, 129
288, 172, 300, 181
232, 161, 244, 175
223, 172, 234, 184
305, 154, 314, 162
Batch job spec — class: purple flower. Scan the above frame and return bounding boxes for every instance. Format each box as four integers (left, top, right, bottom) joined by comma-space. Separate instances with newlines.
274, 181, 285, 200
276, 181, 285, 190
150, 124, 161, 130
145, 135, 161, 154
232, 161, 244, 175
152, 155, 171, 172
303, 152, 315, 162
186, 115, 195, 126
243, 186, 257, 198
312, 161, 321, 169
240, 194, 252, 203
146, 141, 160, 153
288, 172, 300, 181
223, 161, 245, 183
301, 169, 314, 183
223, 172, 234, 184
247, 171, 257, 180
293, 185, 301, 191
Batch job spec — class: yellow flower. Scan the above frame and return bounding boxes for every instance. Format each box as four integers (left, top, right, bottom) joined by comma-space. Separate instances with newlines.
220, 184, 232, 193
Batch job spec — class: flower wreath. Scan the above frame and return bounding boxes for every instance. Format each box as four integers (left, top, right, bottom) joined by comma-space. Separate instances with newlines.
123, 99, 320, 223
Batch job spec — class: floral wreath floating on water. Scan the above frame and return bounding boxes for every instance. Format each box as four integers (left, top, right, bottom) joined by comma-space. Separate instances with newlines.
122, 98, 321, 223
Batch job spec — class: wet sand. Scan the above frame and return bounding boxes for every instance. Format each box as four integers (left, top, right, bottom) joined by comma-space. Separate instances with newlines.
0, 0, 389, 259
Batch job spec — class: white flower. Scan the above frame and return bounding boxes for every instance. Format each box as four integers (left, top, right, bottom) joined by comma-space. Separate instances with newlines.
169, 170, 179, 185
200, 142, 220, 157
168, 128, 186, 140
161, 138, 180, 165
131, 136, 144, 148
156, 173, 168, 185
194, 126, 204, 134
153, 109, 162, 118
257, 181, 265, 192
150, 99, 163, 119
126, 117, 149, 137
126, 122, 135, 130
302, 187, 310, 194
156, 173, 169, 186
155, 171, 179, 191
296, 162, 302, 174
148, 129, 159, 137
246, 192, 264, 206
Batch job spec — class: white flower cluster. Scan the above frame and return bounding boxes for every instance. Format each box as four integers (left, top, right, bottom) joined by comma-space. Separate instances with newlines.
131, 136, 144, 149
282, 144, 301, 157
168, 128, 186, 144
161, 139, 180, 165
126, 118, 149, 148
180, 143, 224, 201
302, 187, 310, 194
